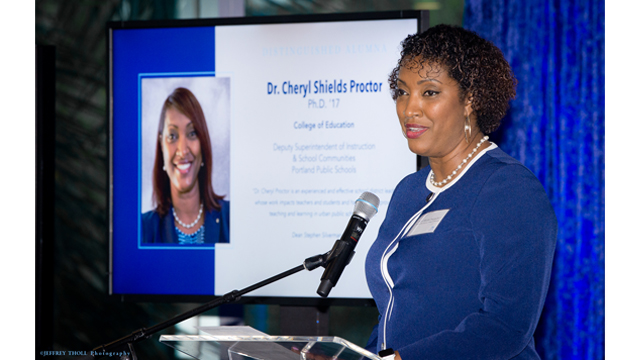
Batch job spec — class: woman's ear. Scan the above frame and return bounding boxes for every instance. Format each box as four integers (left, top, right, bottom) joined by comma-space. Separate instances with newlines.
463, 93, 474, 118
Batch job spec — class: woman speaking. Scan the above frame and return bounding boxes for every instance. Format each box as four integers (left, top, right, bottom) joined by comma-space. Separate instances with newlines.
142, 87, 229, 245
364, 25, 557, 360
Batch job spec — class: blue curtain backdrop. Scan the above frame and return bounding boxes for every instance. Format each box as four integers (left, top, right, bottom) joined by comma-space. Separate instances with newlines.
463, 1, 604, 359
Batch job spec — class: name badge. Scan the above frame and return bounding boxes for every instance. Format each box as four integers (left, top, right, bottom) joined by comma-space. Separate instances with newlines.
406, 209, 449, 237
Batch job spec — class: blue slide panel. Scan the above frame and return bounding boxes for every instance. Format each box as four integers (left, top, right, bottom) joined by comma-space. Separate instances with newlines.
112, 26, 217, 295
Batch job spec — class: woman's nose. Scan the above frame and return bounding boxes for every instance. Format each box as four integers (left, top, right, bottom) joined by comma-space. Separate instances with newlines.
176, 137, 189, 157
403, 95, 422, 119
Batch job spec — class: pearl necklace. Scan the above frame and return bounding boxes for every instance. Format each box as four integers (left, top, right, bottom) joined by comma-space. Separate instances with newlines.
173, 203, 203, 228
430, 135, 489, 187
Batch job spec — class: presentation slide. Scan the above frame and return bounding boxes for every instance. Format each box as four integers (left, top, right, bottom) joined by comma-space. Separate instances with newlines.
110, 17, 418, 299
215, 19, 416, 298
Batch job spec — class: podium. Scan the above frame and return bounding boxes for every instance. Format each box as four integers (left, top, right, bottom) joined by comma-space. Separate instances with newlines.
159, 326, 381, 360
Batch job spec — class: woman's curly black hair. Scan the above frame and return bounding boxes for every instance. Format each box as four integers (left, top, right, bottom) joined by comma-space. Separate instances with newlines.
389, 24, 517, 134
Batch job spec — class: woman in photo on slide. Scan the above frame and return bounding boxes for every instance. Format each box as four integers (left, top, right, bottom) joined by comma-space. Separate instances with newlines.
364, 25, 557, 360
142, 87, 229, 245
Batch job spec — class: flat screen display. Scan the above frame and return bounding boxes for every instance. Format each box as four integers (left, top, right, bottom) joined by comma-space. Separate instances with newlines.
109, 12, 422, 303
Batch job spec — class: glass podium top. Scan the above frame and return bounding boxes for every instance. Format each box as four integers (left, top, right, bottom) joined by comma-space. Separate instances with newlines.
159, 326, 381, 360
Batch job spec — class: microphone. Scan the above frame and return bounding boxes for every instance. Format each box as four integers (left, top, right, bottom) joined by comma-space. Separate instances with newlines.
317, 192, 380, 297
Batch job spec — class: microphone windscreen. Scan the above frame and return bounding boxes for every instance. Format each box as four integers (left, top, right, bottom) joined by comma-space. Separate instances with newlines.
353, 192, 380, 220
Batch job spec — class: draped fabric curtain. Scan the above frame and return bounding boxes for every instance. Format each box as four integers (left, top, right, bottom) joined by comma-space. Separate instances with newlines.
463, 1, 604, 359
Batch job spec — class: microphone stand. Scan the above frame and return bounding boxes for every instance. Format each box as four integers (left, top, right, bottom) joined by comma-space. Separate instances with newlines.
79, 252, 331, 360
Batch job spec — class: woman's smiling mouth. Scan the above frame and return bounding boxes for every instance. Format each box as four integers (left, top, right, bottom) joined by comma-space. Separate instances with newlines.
404, 123, 429, 139
175, 162, 192, 174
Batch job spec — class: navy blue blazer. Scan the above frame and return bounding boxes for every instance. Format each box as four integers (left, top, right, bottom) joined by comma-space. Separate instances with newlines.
141, 200, 230, 245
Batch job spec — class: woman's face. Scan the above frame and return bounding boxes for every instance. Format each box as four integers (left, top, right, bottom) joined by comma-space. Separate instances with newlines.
160, 106, 203, 195
395, 60, 472, 159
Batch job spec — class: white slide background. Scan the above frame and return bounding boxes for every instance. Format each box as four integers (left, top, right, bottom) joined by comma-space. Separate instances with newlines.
215, 19, 418, 298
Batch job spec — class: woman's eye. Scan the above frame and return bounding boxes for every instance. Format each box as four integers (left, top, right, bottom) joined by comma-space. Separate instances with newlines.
424, 90, 439, 96
188, 130, 198, 139
396, 89, 408, 97
166, 133, 177, 142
